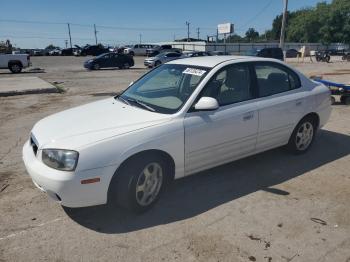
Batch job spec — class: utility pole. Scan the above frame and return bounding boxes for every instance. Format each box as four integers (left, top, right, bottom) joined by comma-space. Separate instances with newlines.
94, 24, 98, 45
196, 27, 200, 40
186, 21, 190, 42
67, 23, 72, 48
65, 40, 68, 48
139, 34, 142, 44
279, 0, 288, 50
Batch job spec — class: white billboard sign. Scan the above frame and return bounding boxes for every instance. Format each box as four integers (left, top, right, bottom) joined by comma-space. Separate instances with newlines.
217, 23, 234, 34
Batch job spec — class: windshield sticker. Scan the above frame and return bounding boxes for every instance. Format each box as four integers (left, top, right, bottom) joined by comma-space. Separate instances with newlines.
183, 68, 206, 76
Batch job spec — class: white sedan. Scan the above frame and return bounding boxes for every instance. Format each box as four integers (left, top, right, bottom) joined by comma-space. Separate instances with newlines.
23, 56, 331, 212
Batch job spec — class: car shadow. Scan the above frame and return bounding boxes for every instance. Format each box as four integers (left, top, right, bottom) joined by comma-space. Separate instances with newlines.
0, 71, 46, 75
86, 67, 147, 71
63, 129, 350, 233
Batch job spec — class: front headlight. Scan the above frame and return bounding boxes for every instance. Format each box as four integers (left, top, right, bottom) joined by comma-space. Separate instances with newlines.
42, 149, 79, 171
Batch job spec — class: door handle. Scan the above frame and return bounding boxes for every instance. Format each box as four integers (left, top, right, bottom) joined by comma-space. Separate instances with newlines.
296, 100, 302, 106
243, 112, 254, 121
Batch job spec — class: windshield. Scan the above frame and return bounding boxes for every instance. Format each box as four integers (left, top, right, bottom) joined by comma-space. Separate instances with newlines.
120, 64, 209, 114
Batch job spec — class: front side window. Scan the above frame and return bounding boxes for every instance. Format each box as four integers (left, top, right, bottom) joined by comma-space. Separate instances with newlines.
200, 64, 254, 106
120, 64, 209, 114
254, 63, 301, 97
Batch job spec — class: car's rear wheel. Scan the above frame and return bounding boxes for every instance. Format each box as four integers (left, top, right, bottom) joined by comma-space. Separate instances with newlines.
331, 96, 336, 105
341, 96, 350, 105
155, 61, 161, 67
93, 63, 100, 70
123, 63, 130, 69
287, 117, 317, 154
9, 63, 22, 73
109, 154, 169, 213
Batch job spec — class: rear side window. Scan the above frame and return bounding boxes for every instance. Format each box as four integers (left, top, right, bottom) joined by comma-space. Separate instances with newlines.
254, 63, 301, 97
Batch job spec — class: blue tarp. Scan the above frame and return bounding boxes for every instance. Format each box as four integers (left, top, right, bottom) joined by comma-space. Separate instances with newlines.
313, 79, 350, 89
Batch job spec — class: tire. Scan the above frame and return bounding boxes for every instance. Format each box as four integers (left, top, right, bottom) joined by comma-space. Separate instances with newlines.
316, 56, 321, 62
123, 63, 130, 69
9, 63, 22, 73
129, 51, 134, 56
287, 116, 317, 154
340, 96, 346, 104
343, 96, 350, 105
155, 61, 161, 67
109, 154, 170, 213
331, 96, 336, 105
325, 55, 330, 63
93, 63, 100, 70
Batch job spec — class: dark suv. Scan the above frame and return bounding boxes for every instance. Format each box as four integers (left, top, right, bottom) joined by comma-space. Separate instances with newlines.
256, 47, 284, 61
79, 45, 109, 56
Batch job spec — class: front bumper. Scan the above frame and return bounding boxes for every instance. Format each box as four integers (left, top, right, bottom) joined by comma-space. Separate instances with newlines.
84, 63, 92, 69
144, 60, 155, 67
22, 140, 115, 207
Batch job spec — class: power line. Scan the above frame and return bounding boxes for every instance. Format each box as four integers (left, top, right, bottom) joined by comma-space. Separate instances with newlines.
0, 19, 187, 31
236, 0, 274, 31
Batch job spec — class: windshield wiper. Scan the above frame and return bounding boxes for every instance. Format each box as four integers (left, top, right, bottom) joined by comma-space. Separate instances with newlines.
126, 98, 156, 112
115, 95, 130, 105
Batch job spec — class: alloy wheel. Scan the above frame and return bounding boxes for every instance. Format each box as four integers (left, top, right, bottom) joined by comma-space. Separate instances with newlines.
135, 162, 163, 206
295, 122, 314, 151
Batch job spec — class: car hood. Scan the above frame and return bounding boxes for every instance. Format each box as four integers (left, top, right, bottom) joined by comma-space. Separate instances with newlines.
31, 97, 172, 149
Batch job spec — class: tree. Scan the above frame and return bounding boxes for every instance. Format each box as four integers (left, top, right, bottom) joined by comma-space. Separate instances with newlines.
263, 0, 350, 44
45, 44, 60, 50
245, 28, 259, 42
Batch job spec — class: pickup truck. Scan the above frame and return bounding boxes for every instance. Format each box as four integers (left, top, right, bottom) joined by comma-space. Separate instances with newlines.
0, 53, 31, 73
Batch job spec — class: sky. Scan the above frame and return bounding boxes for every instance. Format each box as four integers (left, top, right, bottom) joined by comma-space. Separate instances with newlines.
0, 0, 331, 49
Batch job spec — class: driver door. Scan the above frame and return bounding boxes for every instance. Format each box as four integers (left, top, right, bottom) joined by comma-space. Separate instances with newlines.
184, 63, 259, 175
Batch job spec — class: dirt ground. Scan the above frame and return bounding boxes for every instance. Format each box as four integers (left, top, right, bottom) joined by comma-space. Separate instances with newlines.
0, 55, 349, 262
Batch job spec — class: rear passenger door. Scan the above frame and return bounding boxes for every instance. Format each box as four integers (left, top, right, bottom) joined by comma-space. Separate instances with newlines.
254, 62, 306, 151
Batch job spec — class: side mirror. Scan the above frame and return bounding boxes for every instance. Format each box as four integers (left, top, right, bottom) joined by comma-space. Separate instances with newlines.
129, 81, 134, 87
194, 97, 219, 111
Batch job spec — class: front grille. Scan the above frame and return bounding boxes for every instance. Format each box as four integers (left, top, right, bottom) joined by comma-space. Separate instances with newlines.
30, 134, 38, 155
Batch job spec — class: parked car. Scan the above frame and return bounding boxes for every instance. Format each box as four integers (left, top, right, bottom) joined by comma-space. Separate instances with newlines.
144, 52, 183, 67
326, 48, 346, 56
61, 48, 77, 56
341, 51, 350, 61
48, 49, 62, 56
124, 44, 158, 56
257, 47, 284, 60
285, 49, 300, 58
146, 45, 182, 57
183, 51, 211, 57
79, 45, 109, 56
84, 52, 134, 70
245, 48, 284, 60
33, 50, 45, 56
23, 56, 331, 212
209, 51, 226, 56
0, 53, 31, 73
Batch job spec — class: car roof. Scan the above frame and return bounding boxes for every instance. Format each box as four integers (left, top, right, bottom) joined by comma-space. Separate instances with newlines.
168, 55, 279, 68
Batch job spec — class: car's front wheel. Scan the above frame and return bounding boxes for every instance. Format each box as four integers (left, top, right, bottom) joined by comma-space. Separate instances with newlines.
287, 117, 317, 154
110, 154, 169, 213
9, 63, 22, 73
93, 63, 100, 70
